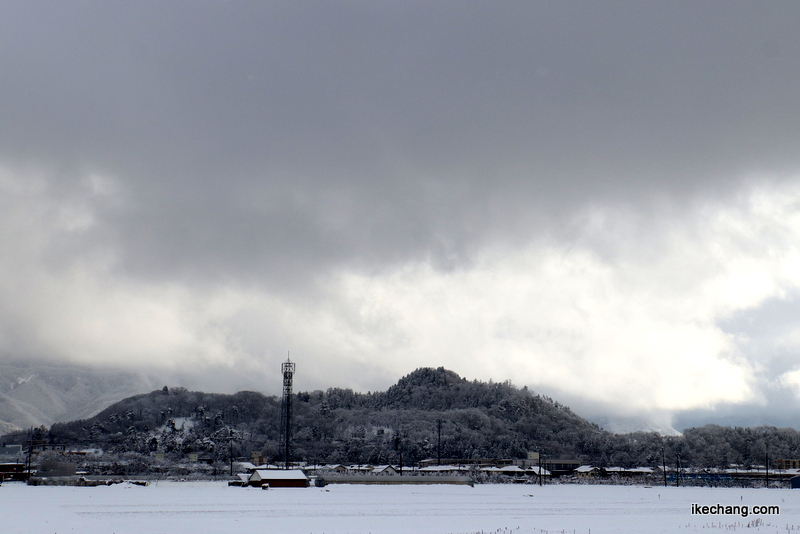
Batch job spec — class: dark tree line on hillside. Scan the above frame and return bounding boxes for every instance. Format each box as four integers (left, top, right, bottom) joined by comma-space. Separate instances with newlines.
4, 368, 800, 470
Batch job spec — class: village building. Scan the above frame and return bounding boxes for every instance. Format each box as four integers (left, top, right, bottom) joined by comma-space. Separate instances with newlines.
346, 464, 374, 474
418, 458, 514, 468
21, 441, 66, 454
574, 465, 600, 478
776, 459, 800, 470
248, 469, 309, 488
371, 465, 398, 475
234, 461, 257, 472
0, 444, 22, 459
526, 465, 551, 478
543, 459, 581, 477
497, 465, 526, 476
418, 464, 470, 475
321, 464, 347, 473
0, 462, 26, 482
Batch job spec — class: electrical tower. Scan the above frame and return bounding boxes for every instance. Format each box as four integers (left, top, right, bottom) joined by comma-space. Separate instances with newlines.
280, 355, 295, 469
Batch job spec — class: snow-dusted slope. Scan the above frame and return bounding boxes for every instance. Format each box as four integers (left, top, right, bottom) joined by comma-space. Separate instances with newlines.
0, 361, 153, 431
591, 414, 681, 436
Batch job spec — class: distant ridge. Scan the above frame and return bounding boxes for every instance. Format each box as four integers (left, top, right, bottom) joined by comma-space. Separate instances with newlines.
0, 360, 153, 431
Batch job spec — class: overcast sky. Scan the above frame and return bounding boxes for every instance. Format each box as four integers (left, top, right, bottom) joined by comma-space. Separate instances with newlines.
2, 1, 800, 431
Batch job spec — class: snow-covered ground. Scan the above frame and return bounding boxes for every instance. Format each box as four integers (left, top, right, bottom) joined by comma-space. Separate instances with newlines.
2, 481, 798, 534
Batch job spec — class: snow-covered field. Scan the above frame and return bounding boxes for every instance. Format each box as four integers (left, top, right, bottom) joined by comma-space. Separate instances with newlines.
2, 481, 799, 534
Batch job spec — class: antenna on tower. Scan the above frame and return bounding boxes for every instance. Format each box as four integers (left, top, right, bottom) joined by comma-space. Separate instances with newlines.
280, 353, 295, 470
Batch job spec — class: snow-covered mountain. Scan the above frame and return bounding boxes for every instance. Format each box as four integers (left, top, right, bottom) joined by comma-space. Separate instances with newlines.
590, 415, 681, 436
0, 360, 154, 432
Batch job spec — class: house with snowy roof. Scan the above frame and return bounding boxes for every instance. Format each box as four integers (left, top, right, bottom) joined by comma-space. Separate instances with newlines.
248, 469, 309, 488
526, 465, 551, 477
498, 465, 526, 475
574, 465, 600, 477
418, 465, 470, 475
309, 464, 347, 474
234, 461, 257, 472
371, 465, 398, 475
347, 465, 374, 474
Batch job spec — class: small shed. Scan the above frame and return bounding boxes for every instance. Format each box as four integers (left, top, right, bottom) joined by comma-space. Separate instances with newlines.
249, 469, 309, 488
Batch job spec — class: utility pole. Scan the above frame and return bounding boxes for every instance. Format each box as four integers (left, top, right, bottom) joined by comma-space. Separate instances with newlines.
538, 454, 543, 487
662, 448, 667, 488
394, 433, 404, 475
437, 419, 442, 466
25, 429, 32, 484
228, 427, 234, 477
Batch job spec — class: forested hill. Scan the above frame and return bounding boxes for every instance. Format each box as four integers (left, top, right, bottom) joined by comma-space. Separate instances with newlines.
9, 367, 800, 469
16, 367, 604, 465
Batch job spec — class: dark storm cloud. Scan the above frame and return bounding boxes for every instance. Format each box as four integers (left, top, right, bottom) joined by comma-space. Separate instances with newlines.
2, 0, 800, 287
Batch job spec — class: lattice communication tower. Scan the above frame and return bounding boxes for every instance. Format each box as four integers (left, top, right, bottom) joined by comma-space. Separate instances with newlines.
280, 356, 295, 469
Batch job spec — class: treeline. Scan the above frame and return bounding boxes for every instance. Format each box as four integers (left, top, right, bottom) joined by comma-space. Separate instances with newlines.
5, 367, 800, 470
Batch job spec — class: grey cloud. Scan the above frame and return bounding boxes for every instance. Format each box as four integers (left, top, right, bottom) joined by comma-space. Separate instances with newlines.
3, 2, 800, 290
3, 2, 800, 428
719, 293, 800, 382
